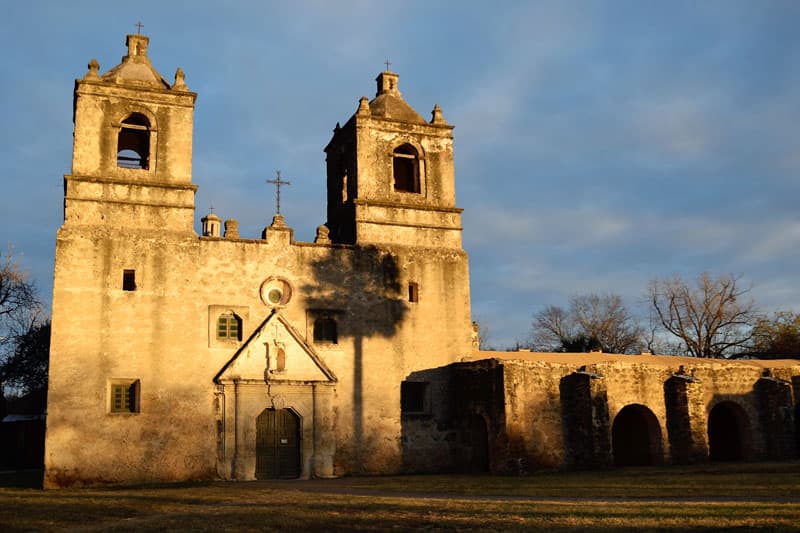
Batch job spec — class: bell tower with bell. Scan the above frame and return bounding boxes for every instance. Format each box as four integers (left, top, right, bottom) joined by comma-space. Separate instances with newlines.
324, 66, 462, 248
65, 32, 198, 233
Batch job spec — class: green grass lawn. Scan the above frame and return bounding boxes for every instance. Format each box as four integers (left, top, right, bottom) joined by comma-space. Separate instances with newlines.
1, 462, 798, 531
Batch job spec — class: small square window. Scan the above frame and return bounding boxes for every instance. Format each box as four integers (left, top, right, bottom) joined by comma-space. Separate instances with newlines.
217, 313, 242, 341
122, 270, 136, 291
109, 380, 140, 413
314, 315, 338, 344
401, 381, 429, 414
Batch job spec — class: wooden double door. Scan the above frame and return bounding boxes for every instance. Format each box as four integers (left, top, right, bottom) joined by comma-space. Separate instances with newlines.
255, 408, 301, 479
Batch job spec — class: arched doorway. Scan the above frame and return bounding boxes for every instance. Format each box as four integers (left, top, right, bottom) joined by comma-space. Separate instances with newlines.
708, 401, 749, 461
612, 404, 663, 466
255, 408, 300, 479
466, 413, 489, 473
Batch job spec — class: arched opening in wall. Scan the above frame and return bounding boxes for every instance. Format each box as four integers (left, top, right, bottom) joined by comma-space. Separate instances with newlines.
117, 113, 150, 169
255, 408, 301, 479
612, 404, 663, 467
465, 413, 489, 473
392, 144, 420, 193
708, 401, 749, 462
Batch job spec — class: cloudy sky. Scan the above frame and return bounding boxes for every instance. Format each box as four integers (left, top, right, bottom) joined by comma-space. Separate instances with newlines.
1, 1, 799, 348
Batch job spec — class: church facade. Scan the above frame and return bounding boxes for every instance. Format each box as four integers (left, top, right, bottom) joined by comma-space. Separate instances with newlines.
45, 34, 799, 487
45, 33, 472, 486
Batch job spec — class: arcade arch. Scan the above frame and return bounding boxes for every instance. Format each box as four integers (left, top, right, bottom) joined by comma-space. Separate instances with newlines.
612, 404, 663, 466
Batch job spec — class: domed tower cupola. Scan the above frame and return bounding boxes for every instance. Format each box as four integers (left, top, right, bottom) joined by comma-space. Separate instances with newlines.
369, 70, 425, 123
324, 68, 462, 249
64, 33, 198, 234
201, 210, 222, 237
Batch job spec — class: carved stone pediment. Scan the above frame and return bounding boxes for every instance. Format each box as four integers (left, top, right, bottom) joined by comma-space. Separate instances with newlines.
215, 311, 336, 384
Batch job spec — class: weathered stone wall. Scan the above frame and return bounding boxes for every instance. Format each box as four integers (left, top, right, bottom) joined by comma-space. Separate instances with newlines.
46, 220, 472, 486
400, 365, 456, 473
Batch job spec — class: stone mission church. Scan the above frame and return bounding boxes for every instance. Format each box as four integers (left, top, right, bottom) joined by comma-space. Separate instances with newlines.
46, 34, 800, 487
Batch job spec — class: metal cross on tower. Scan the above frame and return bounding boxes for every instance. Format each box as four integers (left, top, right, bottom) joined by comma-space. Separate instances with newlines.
266, 170, 291, 215
135, 21, 144, 34
384, 59, 392, 71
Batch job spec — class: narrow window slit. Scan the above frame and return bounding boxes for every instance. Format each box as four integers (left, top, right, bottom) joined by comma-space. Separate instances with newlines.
408, 282, 419, 303
122, 270, 136, 291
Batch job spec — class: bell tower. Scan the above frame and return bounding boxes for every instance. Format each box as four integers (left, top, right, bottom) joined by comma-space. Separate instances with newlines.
324, 69, 462, 248
65, 33, 197, 232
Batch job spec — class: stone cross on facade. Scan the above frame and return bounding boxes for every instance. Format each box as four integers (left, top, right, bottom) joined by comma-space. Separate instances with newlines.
266, 170, 291, 215
135, 21, 144, 34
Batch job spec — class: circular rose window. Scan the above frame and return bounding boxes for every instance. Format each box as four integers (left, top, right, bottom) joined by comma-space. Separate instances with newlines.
260, 277, 292, 308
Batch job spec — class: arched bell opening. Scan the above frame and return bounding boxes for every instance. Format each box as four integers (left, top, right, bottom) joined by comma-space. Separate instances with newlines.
117, 113, 151, 169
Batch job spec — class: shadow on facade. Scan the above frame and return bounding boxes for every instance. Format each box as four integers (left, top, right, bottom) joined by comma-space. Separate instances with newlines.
303, 245, 407, 474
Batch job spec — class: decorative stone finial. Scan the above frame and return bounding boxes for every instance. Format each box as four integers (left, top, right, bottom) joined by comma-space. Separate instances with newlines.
314, 224, 331, 244
357, 96, 371, 116
224, 219, 240, 239
430, 103, 448, 125
84, 58, 101, 80
171, 67, 188, 90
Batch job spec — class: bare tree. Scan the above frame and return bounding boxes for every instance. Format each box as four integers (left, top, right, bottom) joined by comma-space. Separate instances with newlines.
531, 305, 572, 351
0, 249, 46, 396
0, 249, 37, 324
532, 293, 644, 354
648, 272, 757, 358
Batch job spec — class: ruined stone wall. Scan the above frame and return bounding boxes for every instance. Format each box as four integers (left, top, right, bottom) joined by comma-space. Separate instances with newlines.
443, 355, 799, 474
399, 364, 456, 473
399, 360, 505, 474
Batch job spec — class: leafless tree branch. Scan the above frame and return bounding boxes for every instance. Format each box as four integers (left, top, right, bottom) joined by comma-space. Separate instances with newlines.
648, 272, 757, 358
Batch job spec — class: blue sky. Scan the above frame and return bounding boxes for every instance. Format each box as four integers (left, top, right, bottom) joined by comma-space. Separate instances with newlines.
2, 1, 799, 348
